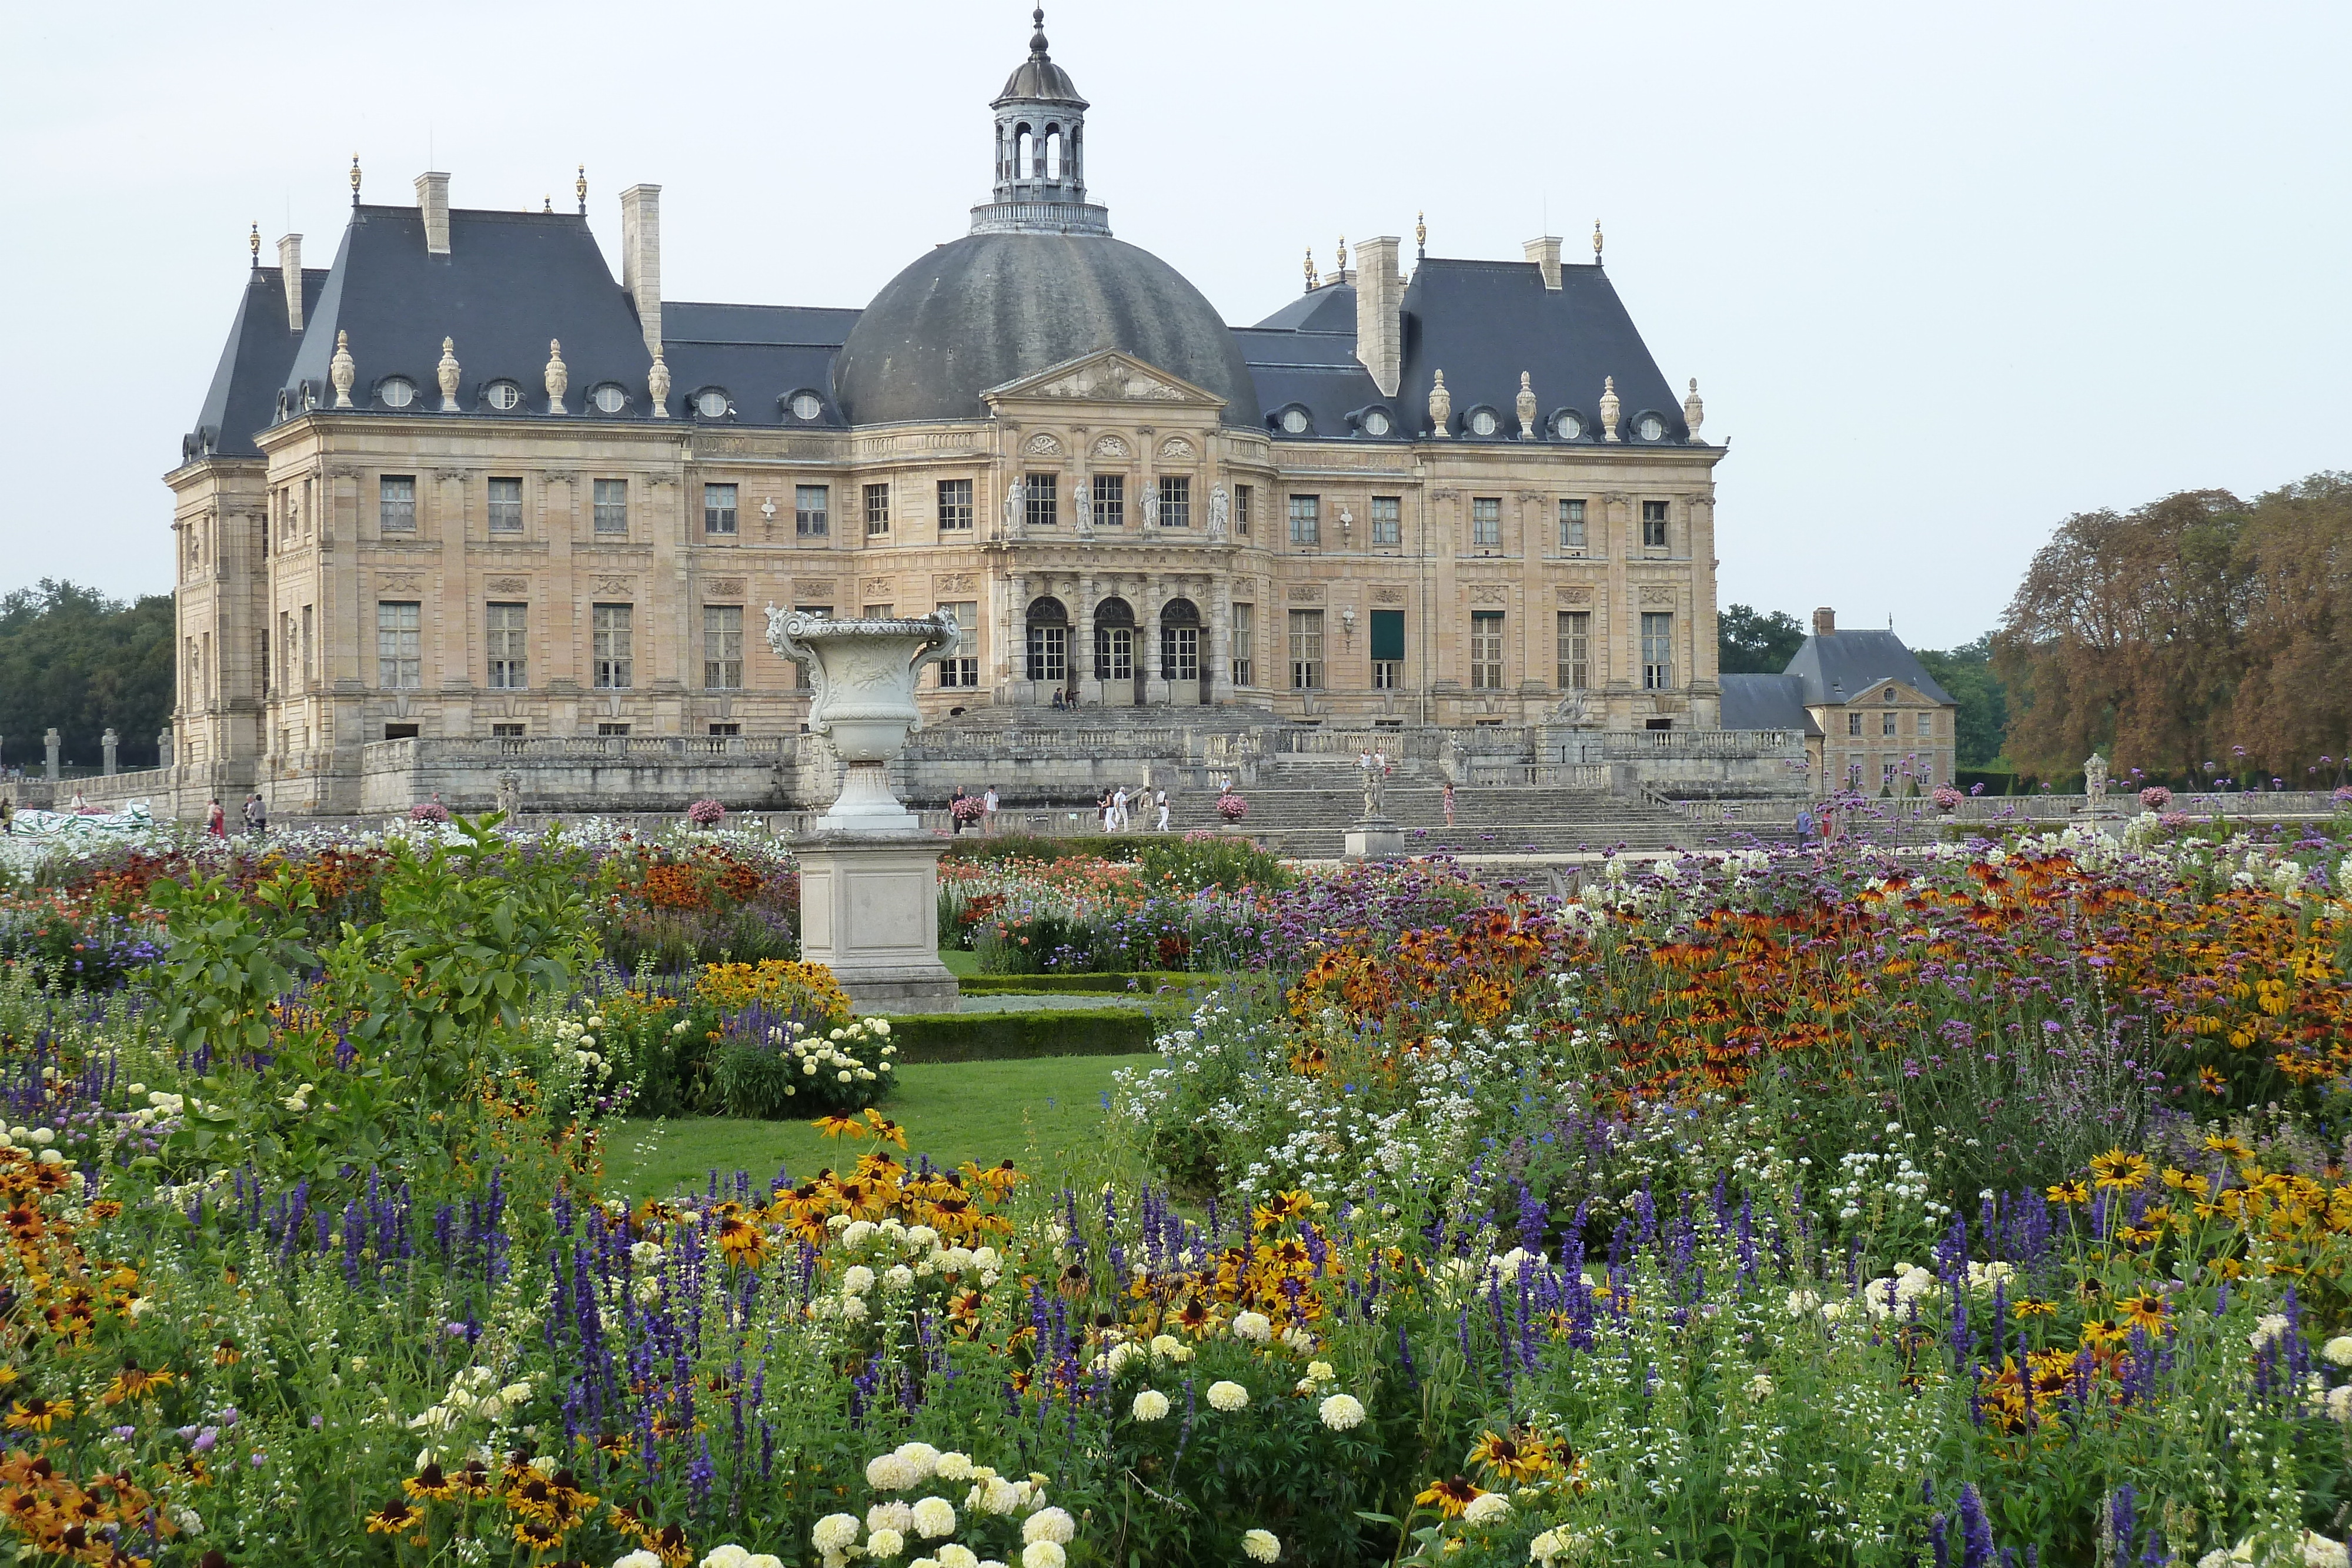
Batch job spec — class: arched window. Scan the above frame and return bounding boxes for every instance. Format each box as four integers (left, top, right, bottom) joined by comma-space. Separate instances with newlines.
1044, 126, 1062, 180
1094, 596, 1137, 695
1026, 596, 1069, 686
1160, 597, 1202, 686
1015, 126, 1034, 181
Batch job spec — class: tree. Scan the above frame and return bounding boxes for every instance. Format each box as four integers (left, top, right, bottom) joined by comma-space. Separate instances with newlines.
1718, 604, 1807, 675
1914, 637, 2009, 769
1990, 474, 2352, 785
0, 580, 176, 770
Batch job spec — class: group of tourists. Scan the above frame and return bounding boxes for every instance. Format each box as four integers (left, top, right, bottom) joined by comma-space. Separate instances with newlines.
1095, 784, 1170, 833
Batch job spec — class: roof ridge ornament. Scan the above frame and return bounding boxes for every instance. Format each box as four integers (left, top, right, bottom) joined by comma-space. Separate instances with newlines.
1683, 378, 1704, 444
350, 153, 362, 208
1428, 369, 1451, 439
329, 331, 356, 409
1416, 212, 1426, 261
1599, 375, 1621, 442
1303, 248, 1316, 293
1516, 372, 1538, 440
437, 338, 462, 410
545, 339, 569, 414
249, 222, 260, 268
1335, 235, 1347, 276
1030, 6, 1048, 55
1593, 219, 1603, 267
648, 347, 670, 418
576, 164, 587, 215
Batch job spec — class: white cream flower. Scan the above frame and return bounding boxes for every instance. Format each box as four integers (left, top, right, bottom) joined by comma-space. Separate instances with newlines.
843, 1265, 877, 1297
865, 1528, 906, 1562
1021, 1544, 1065, 1568
1241, 1528, 1281, 1563
812, 1514, 861, 1553
1131, 1389, 1170, 1421
702, 1547, 752, 1568
934, 1452, 974, 1482
2323, 1335, 2352, 1368
1463, 1492, 1510, 1526
1022, 1507, 1075, 1545
936, 1546, 979, 1568
867, 1453, 918, 1491
1304, 1360, 1335, 1385
1230, 1310, 1272, 1343
868, 1501, 915, 1534
1317, 1393, 1365, 1430
910, 1496, 957, 1539
1207, 1380, 1248, 1412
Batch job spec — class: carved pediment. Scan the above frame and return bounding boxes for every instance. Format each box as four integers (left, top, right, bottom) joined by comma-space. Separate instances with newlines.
983, 350, 1228, 412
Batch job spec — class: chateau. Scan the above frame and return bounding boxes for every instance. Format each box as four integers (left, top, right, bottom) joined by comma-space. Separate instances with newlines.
163, 12, 1757, 818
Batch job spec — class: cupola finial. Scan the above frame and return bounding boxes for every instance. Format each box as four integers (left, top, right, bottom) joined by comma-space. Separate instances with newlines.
1030, 6, 1047, 54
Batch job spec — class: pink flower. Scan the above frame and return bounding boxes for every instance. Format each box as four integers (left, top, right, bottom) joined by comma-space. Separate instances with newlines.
2139, 786, 2171, 811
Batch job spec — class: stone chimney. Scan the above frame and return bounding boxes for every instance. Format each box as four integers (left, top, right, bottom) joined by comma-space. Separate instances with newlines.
1352, 234, 1402, 398
276, 233, 303, 329
1522, 234, 1563, 290
620, 184, 663, 355
1813, 607, 1836, 637
415, 172, 450, 255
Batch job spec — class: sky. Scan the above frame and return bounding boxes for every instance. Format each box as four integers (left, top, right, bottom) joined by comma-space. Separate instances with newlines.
2, 0, 2346, 650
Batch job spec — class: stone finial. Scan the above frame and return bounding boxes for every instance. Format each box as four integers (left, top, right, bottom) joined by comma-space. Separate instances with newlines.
1592, 219, 1604, 265
1416, 210, 1426, 260
648, 347, 671, 417
1303, 247, 1317, 293
248, 222, 260, 266
545, 339, 569, 413
436, 337, 462, 410
1683, 377, 1705, 443
329, 330, 356, 408
575, 164, 587, 215
1599, 376, 1621, 442
1427, 369, 1452, 438
1335, 235, 1348, 276
1515, 371, 1538, 439
350, 152, 362, 206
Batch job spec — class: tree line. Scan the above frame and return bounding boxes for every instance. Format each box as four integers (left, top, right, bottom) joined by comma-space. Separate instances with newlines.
0, 580, 175, 772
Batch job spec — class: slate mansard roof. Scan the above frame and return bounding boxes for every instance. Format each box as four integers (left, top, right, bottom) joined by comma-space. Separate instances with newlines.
1718, 674, 1823, 735
189, 218, 1689, 456
1783, 630, 1956, 708
1236, 258, 1693, 447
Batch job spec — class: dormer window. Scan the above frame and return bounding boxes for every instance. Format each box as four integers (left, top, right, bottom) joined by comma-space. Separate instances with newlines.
788, 390, 825, 421
1466, 407, 1501, 437
1635, 412, 1666, 441
694, 389, 731, 419
378, 377, 416, 409
1552, 409, 1584, 441
1359, 407, 1392, 437
1276, 406, 1311, 436
486, 380, 523, 412
590, 383, 628, 414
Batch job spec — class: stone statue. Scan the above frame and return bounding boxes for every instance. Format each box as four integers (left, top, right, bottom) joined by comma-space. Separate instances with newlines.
1073, 477, 1093, 538
1516, 371, 1538, 439
1428, 369, 1452, 437
1360, 752, 1385, 819
494, 771, 522, 821
1553, 687, 1591, 726
2084, 752, 2109, 810
1208, 484, 1230, 541
1003, 477, 1025, 538
1141, 480, 1160, 529
1683, 377, 1705, 443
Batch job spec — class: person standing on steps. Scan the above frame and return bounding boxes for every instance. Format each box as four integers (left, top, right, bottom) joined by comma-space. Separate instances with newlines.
982, 784, 999, 833
1154, 787, 1170, 832
1442, 780, 1456, 827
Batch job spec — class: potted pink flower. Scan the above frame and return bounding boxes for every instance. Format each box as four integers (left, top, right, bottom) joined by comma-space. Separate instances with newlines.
1930, 784, 1963, 811
686, 797, 726, 828
1216, 791, 1248, 824
408, 800, 450, 824
2139, 785, 2172, 811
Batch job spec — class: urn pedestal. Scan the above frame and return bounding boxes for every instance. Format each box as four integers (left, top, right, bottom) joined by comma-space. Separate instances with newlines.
767, 607, 965, 1015
793, 830, 960, 1014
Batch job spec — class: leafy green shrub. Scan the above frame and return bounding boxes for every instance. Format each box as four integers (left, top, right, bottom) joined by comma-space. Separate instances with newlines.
715, 1015, 897, 1118
1135, 833, 1292, 894
881, 1006, 1152, 1062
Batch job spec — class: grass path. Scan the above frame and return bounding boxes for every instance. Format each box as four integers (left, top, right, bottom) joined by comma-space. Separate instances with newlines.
598, 1053, 1156, 1200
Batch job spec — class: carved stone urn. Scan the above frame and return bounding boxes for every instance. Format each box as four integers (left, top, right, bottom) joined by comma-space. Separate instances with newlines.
766, 607, 959, 831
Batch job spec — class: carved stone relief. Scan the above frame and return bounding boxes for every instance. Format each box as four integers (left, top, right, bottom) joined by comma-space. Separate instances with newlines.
593, 575, 634, 595
1159, 437, 1194, 459
796, 581, 837, 600
1556, 586, 1595, 604
1286, 584, 1324, 603
704, 578, 745, 597
1469, 584, 1509, 604
378, 573, 424, 593
1639, 586, 1676, 606
1023, 432, 1064, 456
933, 572, 976, 594
863, 576, 894, 596
486, 577, 529, 594
1372, 586, 1406, 604
1091, 434, 1130, 460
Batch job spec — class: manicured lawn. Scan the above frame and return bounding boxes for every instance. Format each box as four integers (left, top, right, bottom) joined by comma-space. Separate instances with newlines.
599, 1052, 1156, 1200
937, 947, 980, 977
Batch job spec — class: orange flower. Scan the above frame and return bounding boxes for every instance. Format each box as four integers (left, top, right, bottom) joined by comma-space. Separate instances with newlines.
1414, 1476, 1486, 1518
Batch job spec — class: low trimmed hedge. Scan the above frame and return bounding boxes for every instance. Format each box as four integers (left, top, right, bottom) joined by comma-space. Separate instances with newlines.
955, 971, 1216, 995
881, 1007, 1155, 1063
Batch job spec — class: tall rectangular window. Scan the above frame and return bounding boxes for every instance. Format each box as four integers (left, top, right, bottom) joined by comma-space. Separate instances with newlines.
379, 475, 416, 533
1472, 497, 1502, 549
703, 605, 743, 689
1024, 473, 1057, 530
1233, 484, 1252, 537
1641, 611, 1675, 690
1883, 710, 1899, 737
593, 478, 628, 534
1288, 494, 1319, 545
863, 483, 891, 537
279, 611, 295, 691
795, 484, 829, 537
486, 602, 528, 690
1917, 712, 1934, 735
487, 477, 524, 534
1369, 607, 1405, 689
593, 603, 634, 690
376, 601, 421, 690
705, 483, 739, 536
792, 605, 831, 688
936, 601, 979, 687
1288, 609, 1323, 689
1471, 611, 1505, 689
1849, 712, 1863, 736
936, 479, 973, 531
1556, 610, 1591, 690
1371, 496, 1401, 547
1559, 498, 1588, 550
1231, 603, 1255, 687
300, 604, 313, 680
1026, 621, 1067, 684
1642, 499, 1669, 549
1092, 473, 1124, 528
1160, 475, 1191, 529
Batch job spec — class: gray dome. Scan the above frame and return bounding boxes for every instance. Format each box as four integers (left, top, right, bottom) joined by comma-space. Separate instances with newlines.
834, 232, 1259, 429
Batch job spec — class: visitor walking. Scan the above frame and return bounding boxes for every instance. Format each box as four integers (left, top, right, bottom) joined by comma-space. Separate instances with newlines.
1441, 780, 1456, 827
205, 796, 228, 838
982, 784, 1000, 833
243, 792, 267, 838
0, 795, 13, 835
1111, 785, 1130, 831
1097, 788, 1112, 832
1154, 787, 1170, 832
950, 784, 968, 833
69, 789, 87, 813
